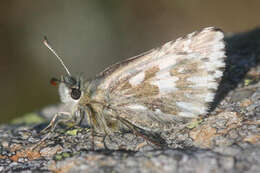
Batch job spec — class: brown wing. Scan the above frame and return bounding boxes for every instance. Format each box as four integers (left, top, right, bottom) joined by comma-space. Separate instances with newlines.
94, 27, 226, 131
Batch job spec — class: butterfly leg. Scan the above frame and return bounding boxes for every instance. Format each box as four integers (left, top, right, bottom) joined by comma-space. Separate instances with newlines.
90, 125, 95, 150
31, 112, 72, 149
40, 112, 72, 134
86, 109, 95, 150
77, 105, 96, 150
71, 108, 86, 129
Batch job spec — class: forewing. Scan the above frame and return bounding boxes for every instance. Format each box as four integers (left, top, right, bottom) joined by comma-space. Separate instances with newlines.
96, 27, 226, 130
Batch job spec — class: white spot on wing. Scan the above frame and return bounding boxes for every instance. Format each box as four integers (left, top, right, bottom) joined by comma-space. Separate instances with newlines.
183, 38, 192, 52
151, 71, 179, 93
213, 70, 223, 78
177, 67, 185, 73
127, 104, 147, 110
129, 72, 145, 86
187, 76, 218, 89
178, 112, 197, 118
156, 71, 173, 79
187, 76, 214, 83
158, 54, 177, 69
155, 109, 164, 114
176, 102, 206, 114
205, 92, 215, 102
205, 60, 225, 69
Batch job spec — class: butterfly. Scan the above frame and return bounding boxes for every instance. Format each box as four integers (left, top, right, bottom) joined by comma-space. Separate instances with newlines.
39, 27, 226, 147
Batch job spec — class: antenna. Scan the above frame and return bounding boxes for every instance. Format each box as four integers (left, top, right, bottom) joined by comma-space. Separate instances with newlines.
43, 36, 71, 76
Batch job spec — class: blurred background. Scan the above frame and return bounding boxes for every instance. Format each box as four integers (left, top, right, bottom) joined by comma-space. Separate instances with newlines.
1, 0, 260, 123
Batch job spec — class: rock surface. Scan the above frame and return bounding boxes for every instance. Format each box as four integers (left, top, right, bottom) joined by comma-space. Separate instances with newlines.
1, 28, 260, 173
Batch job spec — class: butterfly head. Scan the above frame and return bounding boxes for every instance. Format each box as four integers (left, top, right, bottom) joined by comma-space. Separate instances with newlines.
51, 75, 83, 103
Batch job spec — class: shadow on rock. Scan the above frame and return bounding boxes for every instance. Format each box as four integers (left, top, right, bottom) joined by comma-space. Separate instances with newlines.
210, 28, 260, 111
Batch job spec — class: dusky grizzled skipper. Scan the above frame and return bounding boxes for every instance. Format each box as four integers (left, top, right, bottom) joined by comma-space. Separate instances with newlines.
39, 27, 226, 147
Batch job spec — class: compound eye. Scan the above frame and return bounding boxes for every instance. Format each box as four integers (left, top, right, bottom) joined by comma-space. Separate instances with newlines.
71, 88, 81, 100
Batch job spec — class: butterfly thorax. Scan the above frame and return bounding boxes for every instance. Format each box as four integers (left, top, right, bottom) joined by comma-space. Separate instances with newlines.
73, 77, 120, 133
